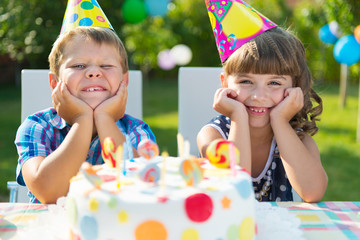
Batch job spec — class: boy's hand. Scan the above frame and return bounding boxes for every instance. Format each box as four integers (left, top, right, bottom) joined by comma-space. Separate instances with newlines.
270, 87, 304, 123
51, 81, 93, 125
94, 80, 127, 122
213, 88, 248, 120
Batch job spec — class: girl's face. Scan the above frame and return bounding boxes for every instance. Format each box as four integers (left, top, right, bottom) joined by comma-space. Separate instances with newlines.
56, 36, 126, 109
223, 73, 293, 128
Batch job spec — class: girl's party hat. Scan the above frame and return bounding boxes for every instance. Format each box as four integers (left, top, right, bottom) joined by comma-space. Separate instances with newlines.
60, 0, 113, 34
205, 0, 277, 62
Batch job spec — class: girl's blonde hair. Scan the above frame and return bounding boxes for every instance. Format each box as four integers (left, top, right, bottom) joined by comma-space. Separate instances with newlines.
223, 27, 322, 136
48, 27, 128, 78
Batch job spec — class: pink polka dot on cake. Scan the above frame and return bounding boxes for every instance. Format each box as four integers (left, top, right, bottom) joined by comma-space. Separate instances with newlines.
185, 193, 213, 222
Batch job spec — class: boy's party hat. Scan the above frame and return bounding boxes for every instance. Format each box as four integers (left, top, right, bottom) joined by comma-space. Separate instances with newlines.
205, 0, 277, 62
60, 0, 113, 34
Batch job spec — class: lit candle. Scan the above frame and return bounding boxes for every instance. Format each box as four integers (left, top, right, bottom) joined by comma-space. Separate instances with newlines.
177, 133, 184, 158
115, 145, 123, 189
229, 143, 237, 177
160, 151, 168, 194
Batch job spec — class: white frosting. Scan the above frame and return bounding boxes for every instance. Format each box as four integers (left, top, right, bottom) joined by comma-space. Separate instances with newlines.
66, 156, 256, 240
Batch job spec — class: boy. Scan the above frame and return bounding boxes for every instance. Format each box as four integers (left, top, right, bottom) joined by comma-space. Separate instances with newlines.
15, 2, 155, 204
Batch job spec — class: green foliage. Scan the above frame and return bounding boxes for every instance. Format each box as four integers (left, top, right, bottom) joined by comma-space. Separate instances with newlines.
0, 0, 65, 67
321, 0, 360, 34
0, 0, 126, 68
165, 0, 220, 67
1, 0, 360, 83
122, 17, 178, 77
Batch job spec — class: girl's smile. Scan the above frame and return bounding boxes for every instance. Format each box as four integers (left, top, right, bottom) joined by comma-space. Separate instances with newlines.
223, 73, 293, 127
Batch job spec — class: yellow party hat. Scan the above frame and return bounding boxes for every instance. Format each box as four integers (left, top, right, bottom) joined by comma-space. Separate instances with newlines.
205, 0, 277, 62
60, 0, 113, 34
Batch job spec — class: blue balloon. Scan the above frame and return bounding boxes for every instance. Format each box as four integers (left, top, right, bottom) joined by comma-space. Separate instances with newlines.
145, 0, 168, 17
333, 35, 360, 66
319, 24, 338, 44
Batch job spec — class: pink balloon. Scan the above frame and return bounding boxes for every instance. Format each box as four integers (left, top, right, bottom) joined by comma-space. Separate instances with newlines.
157, 49, 176, 70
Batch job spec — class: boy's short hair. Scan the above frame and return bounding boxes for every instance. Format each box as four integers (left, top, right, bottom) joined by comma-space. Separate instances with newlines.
223, 27, 322, 136
48, 27, 128, 77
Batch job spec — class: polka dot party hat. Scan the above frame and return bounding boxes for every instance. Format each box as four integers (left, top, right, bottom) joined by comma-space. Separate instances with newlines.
60, 0, 113, 34
205, 0, 277, 62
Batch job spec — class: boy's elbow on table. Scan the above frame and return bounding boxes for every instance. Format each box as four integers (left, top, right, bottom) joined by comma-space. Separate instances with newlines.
27, 178, 69, 204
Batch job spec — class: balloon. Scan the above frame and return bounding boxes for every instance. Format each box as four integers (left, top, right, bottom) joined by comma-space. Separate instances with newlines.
319, 24, 338, 44
328, 21, 340, 37
157, 49, 176, 70
354, 25, 360, 44
333, 35, 360, 66
145, 0, 168, 17
122, 0, 147, 24
170, 44, 193, 65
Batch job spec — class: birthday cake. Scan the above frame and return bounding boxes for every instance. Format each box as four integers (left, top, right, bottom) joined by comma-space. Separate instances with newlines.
66, 138, 256, 240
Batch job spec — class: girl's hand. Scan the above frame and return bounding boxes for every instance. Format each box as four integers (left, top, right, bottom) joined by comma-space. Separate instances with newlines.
213, 88, 248, 120
94, 80, 127, 122
270, 87, 304, 123
51, 81, 93, 125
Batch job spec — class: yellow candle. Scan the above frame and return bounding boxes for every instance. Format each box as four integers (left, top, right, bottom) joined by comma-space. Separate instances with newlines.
116, 145, 123, 189
161, 151, 168, 193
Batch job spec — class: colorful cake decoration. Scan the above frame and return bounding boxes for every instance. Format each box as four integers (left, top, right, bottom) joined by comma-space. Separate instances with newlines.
80, 162, 104, 189
60, 0, 113, 34
205, 0, 277, 62
137, 139, 159, 160
102, 137, 123, 189
138, 162, 161, 183
102, 137, 123, 168
179, 158, 204, 186
206, 139, 240, 169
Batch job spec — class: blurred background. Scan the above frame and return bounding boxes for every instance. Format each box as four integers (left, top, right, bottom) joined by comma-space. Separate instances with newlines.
1, 0, 360, 201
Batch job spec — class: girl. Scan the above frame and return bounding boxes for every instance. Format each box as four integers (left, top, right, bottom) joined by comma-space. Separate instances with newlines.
197, 27, 328, 202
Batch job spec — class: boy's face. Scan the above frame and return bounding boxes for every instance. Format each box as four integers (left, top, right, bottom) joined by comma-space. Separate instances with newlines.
55, 35, 126, 109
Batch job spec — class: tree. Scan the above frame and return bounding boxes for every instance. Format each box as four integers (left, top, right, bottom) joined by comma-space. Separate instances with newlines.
0, 0, 66, 68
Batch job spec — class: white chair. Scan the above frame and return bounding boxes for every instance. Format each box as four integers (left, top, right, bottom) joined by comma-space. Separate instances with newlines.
8, 69, 143, 202
177, 67, 303, 202
178, 67, 222, 156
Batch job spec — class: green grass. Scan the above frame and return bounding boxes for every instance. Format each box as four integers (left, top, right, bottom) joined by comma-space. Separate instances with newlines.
1, 79, 360, 201
313, 84, 360, 201
0, 85, 21, 201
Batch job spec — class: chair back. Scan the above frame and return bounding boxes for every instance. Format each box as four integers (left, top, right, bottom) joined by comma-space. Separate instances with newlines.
21, 69, 143, 122
178, 67, 222, 156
